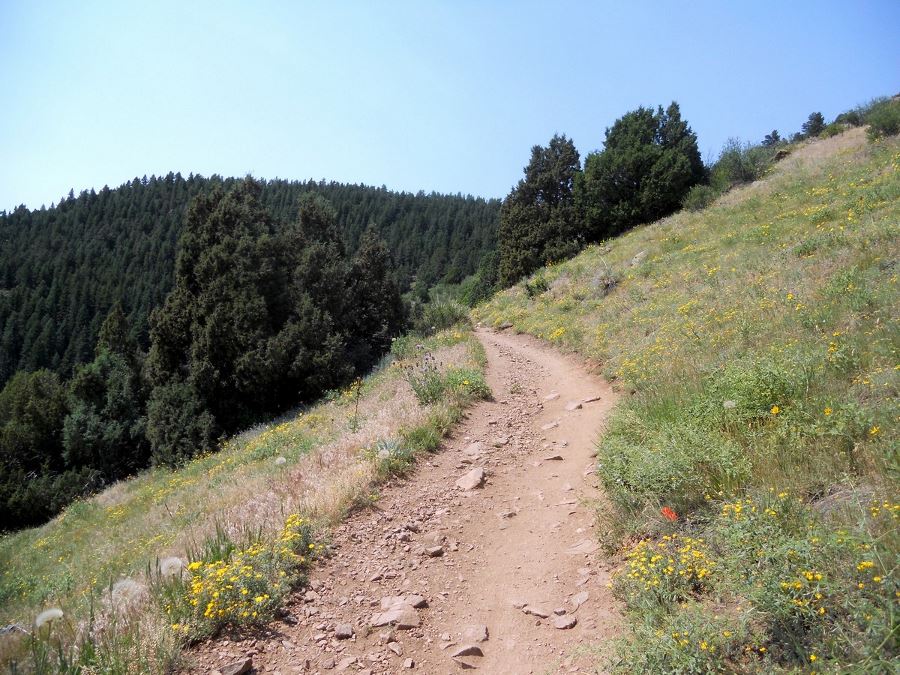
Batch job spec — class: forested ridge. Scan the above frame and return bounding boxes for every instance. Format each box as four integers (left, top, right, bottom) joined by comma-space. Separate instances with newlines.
0, 173, 499, 385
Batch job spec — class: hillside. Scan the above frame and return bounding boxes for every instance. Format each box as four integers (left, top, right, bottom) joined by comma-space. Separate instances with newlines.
0, 328, 491, 670
475, 128, 898, 671
0, 175, 499, 384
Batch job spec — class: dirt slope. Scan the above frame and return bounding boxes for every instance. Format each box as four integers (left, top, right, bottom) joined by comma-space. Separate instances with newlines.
187, 328, 620, 675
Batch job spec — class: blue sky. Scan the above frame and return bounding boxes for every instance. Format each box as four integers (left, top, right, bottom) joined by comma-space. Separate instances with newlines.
1, 1, 898, 210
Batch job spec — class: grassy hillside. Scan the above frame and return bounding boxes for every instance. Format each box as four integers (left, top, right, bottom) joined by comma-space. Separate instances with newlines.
475, 128, 898, 672
0, 328, 488, 671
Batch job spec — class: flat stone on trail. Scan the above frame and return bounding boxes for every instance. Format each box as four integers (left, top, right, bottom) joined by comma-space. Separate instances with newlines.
543, 392, 560, 401
451, 644, 484, 658
522, 605, 551, 618
541, 421, 559, 431
570, 591, 589, 610
220, 658, 252, 675
567, 539, 600, 555
370, 604, 420, 629
463, 624, 489, 642
425, 545, 444, 557
381, 595, 427, 609
543, 454, 564, 461
565, 400, 583, 411
334, 623, 354, 640
554, 615, 577, 629
456, 467, 485, 490
583, 394, 602, 403
463, 441, 484, 456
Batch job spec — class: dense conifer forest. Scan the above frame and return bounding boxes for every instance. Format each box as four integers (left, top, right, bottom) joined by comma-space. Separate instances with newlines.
0, 173, 499, 385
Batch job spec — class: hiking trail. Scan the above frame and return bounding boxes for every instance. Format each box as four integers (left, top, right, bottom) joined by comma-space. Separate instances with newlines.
188, 328, 621, 675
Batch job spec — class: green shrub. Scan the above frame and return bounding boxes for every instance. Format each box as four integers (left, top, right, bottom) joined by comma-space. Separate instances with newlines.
401, 351, 445, 405
710, 139, 775, 191
524, 272, 550, 298
681, 184, 719, 212
820, 122, 845, 139
413, 298, 470, 335
158, 513, 319, 640
598, 405, 751, 513
866, 98, 900, 140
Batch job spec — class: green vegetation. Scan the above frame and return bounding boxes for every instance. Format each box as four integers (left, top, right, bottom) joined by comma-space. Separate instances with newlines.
0, 174, 499, 386
0, 326, 489, 672
476, 129, 898, 672
1, 180, 409, 528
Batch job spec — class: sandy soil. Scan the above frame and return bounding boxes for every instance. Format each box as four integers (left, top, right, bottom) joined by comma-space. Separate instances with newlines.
186, 328, 621, 675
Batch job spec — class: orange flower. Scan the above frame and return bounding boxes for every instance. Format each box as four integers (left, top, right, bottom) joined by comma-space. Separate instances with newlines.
661, 506, 678, 522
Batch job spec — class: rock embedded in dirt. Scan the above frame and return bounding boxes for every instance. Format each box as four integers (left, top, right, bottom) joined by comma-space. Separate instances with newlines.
462, 624, 489, 642
455, 468, 485, 490
554, 615, 577, 630
425, 545, 444, 557
630, 250, 648, 267
522, 605, 551, 619
543, 454, 564, 461
564, 401, 582, 411
388, 642, 403, 656
583, 394, 602, 403
540, 421, 559, 431
570, 591, 589, 610
463, 441, 484, 456
451, 644, 485, 658
567, 539, 599, 555
543, 392, 560, 401
492, 436, 510, 447
404, 658, 415, 668
334, 623, 354, 640
553, 607, 567, 616
370, 604, 420, 629
220, 658, 253, 675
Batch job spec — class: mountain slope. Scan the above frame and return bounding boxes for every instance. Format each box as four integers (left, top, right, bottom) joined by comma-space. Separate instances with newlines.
475, 128, 898, 671
0, 175, 499, 384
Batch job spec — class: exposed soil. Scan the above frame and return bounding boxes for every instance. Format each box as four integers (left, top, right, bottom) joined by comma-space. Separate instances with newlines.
185, 328, 621, 675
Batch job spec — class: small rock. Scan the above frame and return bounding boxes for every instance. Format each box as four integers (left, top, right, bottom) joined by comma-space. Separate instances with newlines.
498, 321, 513, 330
630, 250, 648, 267
554, 615, 577, 630
274, 456, 287, 465
543, 392, 560, 401
456, 468, 485, 491
388, 642, 403, 656
541, 422, 559, 431
522, 605, 551, 619
543, 454, 564, 461
553, 607, 567, 616
510, 599, 528, 609
220, 658, 253, 675
320, 656, 336, 670
370, 605, 420, 629
570, 591, 589, 610
334, 623, 354, 640
723, 399, 737, 409
463, 441, 484, 456
463, 624, 489, 642
583, 395, 602, 403
564, 401, 582, 411
404, 658, 415, 668
425, 546, 444, 557
335, 656, 357, 671
452, 658, 478, 670
451, 644, 484, 658
567, 539, 599, 555
492, 436, 510, 447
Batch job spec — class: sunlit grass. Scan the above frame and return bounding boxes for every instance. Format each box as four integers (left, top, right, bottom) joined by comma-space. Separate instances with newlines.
476, 128, 899, 672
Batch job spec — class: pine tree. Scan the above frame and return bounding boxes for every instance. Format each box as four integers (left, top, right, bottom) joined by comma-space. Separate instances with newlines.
576, 102, 703, 241
801, 112, 827, 138
498, 134, 582, 286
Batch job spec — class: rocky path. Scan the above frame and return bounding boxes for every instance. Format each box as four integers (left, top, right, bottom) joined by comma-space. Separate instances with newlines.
187, 328, 620, 675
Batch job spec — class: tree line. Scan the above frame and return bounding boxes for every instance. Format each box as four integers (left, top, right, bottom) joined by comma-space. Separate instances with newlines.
0, 173, 499, 387
0, 180, 407, 529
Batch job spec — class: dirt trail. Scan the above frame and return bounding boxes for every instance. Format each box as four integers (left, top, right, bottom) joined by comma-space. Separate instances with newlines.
188, 328, 620, 675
